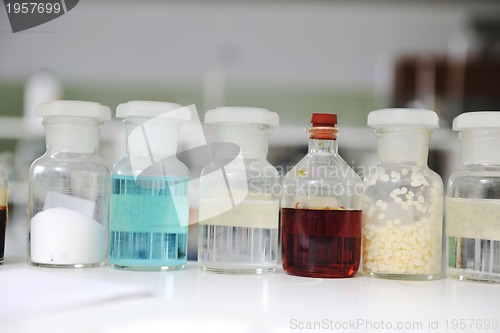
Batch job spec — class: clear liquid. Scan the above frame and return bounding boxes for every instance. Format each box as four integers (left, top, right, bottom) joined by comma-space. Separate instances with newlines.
109, 231, 187, 268
198, 199, 279, 274
109, 175, 189, 270
448, 236, 500, 282
198, 225, 278, 274
446, 197, 500, 282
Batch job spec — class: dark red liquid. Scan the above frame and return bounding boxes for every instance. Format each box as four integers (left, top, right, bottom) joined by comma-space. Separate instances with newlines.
0, 206, 6, 264
281, 207, 361, 278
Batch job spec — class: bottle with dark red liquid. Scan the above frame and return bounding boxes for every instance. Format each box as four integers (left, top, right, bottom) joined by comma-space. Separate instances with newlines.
281, 113, 363, 278
0, 164, 8, 265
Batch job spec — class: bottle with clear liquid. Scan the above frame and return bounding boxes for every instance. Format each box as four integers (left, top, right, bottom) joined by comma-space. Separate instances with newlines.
28, 100, 111, 268
447, 112, 500, 282
0, 164, 7, 264
363, 108, 443, 280
198, 107, 280, 274
281, 113, 363, 278
108, 101, 190, 271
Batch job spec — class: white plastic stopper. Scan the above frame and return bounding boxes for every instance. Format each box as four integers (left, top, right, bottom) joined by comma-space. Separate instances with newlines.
35, 100, 111, 121
368, 108, 438, 128
453, 111, 500, 165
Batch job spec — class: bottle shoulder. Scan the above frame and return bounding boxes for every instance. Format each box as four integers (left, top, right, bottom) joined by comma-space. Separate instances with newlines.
283, 153, 362, 183
201, 158, 279, 178
0, 165, 7, 185
447, 166, 500, 199
364, 163, 443, 197
366, 163, 442, 180
31, 153, 109, 175
112, 155, 189, 178
448, 165, 500, 180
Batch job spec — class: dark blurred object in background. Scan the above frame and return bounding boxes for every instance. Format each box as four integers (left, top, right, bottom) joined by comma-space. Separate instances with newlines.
393, 12, 500, 127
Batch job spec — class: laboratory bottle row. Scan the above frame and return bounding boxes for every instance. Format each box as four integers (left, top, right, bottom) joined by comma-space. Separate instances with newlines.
1, 100, 498, 284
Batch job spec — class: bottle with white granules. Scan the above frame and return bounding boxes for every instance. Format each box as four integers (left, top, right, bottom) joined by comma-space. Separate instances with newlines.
362, 108, 443, 280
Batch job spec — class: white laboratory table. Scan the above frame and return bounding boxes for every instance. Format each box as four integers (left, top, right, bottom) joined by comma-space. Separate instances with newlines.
0, 257, 499, 333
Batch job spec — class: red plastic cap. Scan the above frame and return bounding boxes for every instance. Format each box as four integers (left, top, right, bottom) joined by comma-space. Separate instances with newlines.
311, 113, 337, 127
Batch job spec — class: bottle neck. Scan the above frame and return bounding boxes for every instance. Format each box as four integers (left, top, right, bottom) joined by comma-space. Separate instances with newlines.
376, 128, 431, 165
308, 126, 338, 154
309, 137, 338, 154
124, 117, 180, 160
44, 117, 101, 154
460, 130, 500, 165
0, 165, 7, 207
214, 123, 271, 159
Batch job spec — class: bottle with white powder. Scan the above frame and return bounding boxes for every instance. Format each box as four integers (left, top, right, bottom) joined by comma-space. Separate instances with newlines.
363, 108, 443, 280
27, 100, 111, 268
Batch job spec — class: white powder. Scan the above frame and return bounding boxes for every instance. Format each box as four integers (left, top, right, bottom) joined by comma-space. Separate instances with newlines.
30, 207, 105, 265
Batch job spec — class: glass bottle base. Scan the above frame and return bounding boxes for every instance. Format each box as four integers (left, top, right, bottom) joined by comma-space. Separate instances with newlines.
28, 261, 105, 269
110, 262, 185, 272
363, 271, 441, 281
283, 264, 358, 278
447, 268, 500, 283
199, 262, 275, 275
198, 224, 278, 275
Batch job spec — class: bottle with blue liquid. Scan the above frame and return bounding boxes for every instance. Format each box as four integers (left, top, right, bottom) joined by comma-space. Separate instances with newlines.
108, 101, 190, 271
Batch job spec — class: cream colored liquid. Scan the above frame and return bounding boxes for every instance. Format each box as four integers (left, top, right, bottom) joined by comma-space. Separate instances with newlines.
199, 199, 279, 229
446, 197, 500, 241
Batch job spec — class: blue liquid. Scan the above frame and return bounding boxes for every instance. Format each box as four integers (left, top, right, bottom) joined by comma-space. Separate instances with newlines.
109, 175, 189, 270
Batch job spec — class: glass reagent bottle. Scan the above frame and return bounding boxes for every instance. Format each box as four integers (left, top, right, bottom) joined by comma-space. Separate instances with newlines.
281, 113, 363, 278
363, 108, 443, 280
28, 100, 111, 268
198, 107, 280, 274
0, 164, 7, 264
108, 101, 190, 271
447, 111, 500, 283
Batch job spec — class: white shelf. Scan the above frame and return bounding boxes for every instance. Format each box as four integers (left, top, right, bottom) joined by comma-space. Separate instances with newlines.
0, 117, 37, 140
0, 259, 499, 333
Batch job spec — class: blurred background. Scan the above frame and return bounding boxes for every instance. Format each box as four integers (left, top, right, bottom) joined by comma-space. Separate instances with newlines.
1, 0, 500, 258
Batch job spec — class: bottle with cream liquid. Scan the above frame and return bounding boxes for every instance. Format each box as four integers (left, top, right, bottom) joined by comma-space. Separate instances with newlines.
198, 107, 280, 274
447, 112, 500, 283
